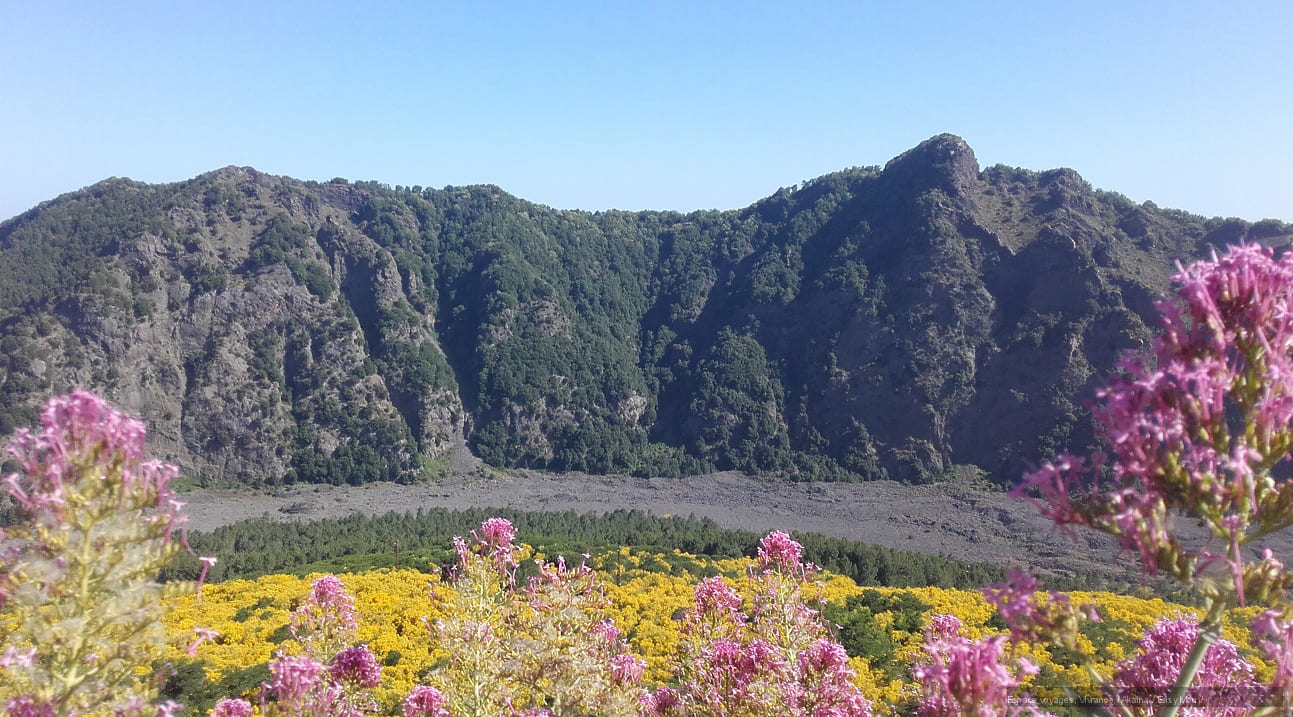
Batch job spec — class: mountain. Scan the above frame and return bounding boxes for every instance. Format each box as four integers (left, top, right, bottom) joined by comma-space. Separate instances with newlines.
1, 135, 1288, 487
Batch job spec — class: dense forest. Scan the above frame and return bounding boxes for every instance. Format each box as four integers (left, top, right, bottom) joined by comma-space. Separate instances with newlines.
161, 507, 1162, 598
1, 134, 1289, 486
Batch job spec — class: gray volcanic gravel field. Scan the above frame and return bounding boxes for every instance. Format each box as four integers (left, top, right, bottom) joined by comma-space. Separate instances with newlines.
180, 470, 1293, 582
181, 470, 1161, 580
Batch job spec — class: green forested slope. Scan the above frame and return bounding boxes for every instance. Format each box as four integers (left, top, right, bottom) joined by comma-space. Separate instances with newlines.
1, 135, 1288, 485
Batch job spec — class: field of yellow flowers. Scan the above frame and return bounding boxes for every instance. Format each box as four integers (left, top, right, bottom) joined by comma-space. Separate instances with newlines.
164, 547, 1270, 714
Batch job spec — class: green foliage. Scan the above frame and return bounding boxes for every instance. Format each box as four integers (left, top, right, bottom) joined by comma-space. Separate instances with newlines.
158, 659, 271, 716
245, 214, 334, 300
154, 508, 1139, 597
3, 146, 1289, 487
824, 590, 932, 679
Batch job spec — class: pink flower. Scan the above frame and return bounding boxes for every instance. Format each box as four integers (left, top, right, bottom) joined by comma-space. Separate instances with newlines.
639, 686, 683, 716
5, 696, 55, 717
329, 645, 383, 689
186, 627, 221, 657
1107, 616, 1263, 716
463, 517, 520, 574
757, 530, 804, 573
267, 652, 339, 711
402, 685, 450, 717
0, 646, 37, 668
1016, 243, 1293, 599
591, 619, 620, 645
479, 517, 516, 549
689, 575, 745, 628
290, 574, 359, 659
925, 614, 964, 641
610, 652, 646, 685
307, 575, 354, 610
4, 391, 182, 540
1252, 609, 1293, 708
915, 630, 1044, 716
212, 699, 253, 717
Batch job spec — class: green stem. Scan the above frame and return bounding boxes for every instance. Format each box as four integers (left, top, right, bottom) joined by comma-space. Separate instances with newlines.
1157, 619, 1220, 717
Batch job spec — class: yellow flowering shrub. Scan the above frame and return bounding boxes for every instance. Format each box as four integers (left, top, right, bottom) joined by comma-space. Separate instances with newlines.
164, 569, 448, 707
165, 551, 1277, 713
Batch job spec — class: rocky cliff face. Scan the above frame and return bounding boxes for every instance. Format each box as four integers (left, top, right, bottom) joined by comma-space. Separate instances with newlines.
0, 169, 465, 485
0, 136, 1287, 486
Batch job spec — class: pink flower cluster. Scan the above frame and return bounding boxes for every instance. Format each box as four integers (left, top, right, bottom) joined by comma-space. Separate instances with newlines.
684, 575, 747, 639
644, 531, 871, 716
457, 516, 520, 577
0, 392, 214, 714
266, 653, 344, 714
290, 575, 360, 661
3, 391, 185, 553
402, 685, 450, 717
1106, 616, 1263, 716
796, 639, 874, 717
211, 576, 383, 716
913, 614, 1045, 717
1005, 244, 1293, 716
1252, 609, 1293, 710
757, 530, 804, 574
330, 645, 383, 689
5, 696, 55, 717
1017, 243, 1293, 600
212, 699, 253, 717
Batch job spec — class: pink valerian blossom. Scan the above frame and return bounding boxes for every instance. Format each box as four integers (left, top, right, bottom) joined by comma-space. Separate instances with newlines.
1014, 244, 1293, 601
592, 618, 621, 644
685, 575, 747, 637
401, 685, 450, 717
4, 696, 55, 717
426, 519, 647, 716
796, 639, 873, 716
329, 645, 383, 689
265, 652, 344, 715
653, 531, 869, 716
470, 516, 520, 572
610, 652, 646, 685
212, 699, 253, 717
479, 516, 517, 550
1251, 609, 1293, 709
757, 530, 804, 574
290, 574, 360, 662
684, 638, 792, 716
4, 391, 185, 539
0, 645, 37, 668
0, 393, 210, 713
1106, 616, 1264, 716
268, 653, 327, 704
638, 686, 684, 716
186, 626, 221, 657
914, 617, 1047, 717
925, 614, 964, 641
982, 570, 1097, 649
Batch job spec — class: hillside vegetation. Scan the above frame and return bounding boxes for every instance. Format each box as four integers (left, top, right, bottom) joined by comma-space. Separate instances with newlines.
1, 135, 1289, 486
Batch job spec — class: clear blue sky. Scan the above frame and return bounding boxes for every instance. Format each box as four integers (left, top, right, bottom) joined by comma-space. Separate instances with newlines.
2, 1, 1290, 223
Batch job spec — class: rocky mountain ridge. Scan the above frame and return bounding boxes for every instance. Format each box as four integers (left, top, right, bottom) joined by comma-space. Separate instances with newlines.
1, 135, 1288, 486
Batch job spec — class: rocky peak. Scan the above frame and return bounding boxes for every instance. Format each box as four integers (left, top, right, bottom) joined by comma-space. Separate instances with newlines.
880, 133, 981, 199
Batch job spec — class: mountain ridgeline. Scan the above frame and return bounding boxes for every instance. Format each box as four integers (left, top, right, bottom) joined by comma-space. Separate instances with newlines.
1, 135, 1288, 487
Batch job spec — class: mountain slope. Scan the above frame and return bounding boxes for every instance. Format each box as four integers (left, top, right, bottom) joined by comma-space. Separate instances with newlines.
1, 136, 1287, 486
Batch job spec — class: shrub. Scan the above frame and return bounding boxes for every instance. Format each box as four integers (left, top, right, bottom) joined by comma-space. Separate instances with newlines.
0, 392, 207, 714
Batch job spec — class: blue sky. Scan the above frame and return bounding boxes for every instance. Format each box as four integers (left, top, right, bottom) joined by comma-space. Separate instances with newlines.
2, 1, 1290, 223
